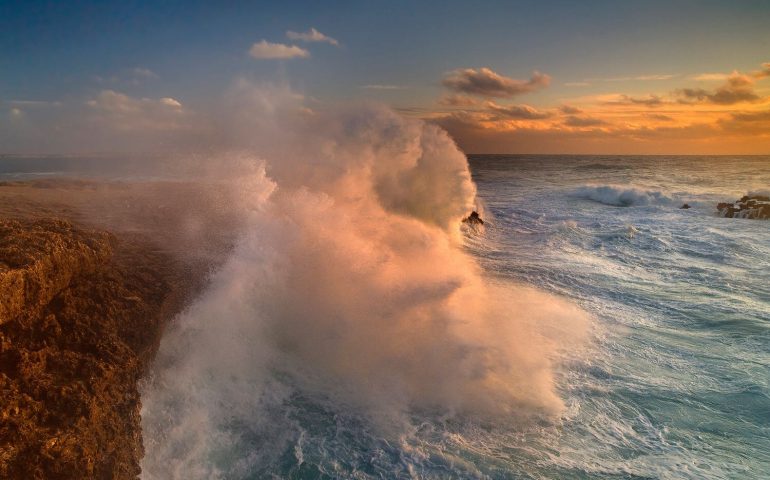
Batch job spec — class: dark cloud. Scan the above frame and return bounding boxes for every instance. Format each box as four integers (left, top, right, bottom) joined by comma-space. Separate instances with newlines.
729, 110, 770, 122
607, 94, 666, 107
646, 113, 675, 122
678, 72, 760, 105
719, 109, 770, 135
442, 67, 550, 98
559, 105, 583, 114
563, 115, 608, 127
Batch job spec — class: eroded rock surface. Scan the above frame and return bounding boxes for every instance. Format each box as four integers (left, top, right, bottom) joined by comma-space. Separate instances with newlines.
0, 219, 182, 479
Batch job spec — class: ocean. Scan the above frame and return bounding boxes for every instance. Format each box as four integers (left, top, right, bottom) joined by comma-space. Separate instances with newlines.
463, 155, 770, 479
2, 152, 768, 479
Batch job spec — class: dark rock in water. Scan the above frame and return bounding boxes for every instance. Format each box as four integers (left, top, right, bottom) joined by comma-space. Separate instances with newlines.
680, 203, 691, 209
716, 194, 770, 220
462, 211, 484, 226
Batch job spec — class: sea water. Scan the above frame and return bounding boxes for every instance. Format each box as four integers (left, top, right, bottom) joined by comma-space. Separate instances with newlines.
461, 155, 770, 479
2, 153, 768, 479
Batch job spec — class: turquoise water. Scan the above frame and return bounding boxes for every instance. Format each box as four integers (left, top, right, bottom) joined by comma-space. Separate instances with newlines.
463, 155, 770, 479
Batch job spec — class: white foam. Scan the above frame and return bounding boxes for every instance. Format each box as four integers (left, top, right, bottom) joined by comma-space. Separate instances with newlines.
574, 185, 675, 207
139, 84, 589, 479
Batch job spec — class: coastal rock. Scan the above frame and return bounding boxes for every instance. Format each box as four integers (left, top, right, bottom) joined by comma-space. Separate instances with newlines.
680, 203, 691, 209
0, 219, 112, 325
716, 195, 770, 220
0, 219, 181, 479
462, 211, 484, 226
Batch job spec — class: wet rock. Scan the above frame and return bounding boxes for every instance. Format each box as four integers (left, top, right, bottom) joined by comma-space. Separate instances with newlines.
680, 203, 691, 209
716, 195, 770, 220
462, 211, 484, 226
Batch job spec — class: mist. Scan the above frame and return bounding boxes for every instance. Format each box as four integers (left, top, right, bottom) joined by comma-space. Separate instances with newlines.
130, 82, 589, 478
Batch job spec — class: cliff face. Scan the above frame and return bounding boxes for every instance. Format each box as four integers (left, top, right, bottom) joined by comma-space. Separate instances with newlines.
0, 219, 181, 479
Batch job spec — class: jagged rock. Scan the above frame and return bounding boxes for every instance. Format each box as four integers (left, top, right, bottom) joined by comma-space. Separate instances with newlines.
462, 211, 484, 226
0, 219, 112, 325
716, 195, 770, 220
0, 218, 183, 479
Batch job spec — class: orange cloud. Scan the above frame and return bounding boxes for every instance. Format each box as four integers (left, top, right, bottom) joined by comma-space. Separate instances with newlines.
677, 62, 770, 105
486, 102, 552, 120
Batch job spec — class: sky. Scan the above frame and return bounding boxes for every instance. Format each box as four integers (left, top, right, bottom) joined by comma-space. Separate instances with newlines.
1, 0, 770, 154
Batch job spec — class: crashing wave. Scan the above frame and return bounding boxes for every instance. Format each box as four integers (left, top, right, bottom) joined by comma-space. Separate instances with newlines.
138, 84, 588, 479
573, 185, 675, 207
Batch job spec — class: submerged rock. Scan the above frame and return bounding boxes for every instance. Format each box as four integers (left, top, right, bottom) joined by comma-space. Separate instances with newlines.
462, 211, 484, 226
716, 195, 770, 219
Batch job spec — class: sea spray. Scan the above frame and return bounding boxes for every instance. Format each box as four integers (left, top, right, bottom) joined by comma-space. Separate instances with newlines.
139, 84, 588, 478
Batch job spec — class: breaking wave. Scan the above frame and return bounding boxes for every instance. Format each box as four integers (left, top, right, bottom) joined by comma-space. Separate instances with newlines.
139, 83, 588, 479
573, 185, 675, 207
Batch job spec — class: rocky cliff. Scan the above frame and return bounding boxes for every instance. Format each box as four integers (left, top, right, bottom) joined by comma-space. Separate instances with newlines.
0, 218, 182, 479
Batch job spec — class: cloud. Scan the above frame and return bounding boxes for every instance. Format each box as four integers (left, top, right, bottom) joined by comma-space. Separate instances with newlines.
159, 97, 182, 108
360, 84, 408, 90
646, 113, 675, 122
692, 73, 730, 81
632, 74, 676, 81
563, 115, 608, 127
559, 105, 583, 114
754, 62, 770, 79
719, 109, 770, 135
7, 99, 62, 107
486, 102, 552, 120
606, 94, 667, 107
86, 90, 189, 132
678, 62, 770, 105
132, 67, 158, 79
439, 94, 478, 107
679, 73, 760, 105
442, 67, 550, 98
286, 28, 339, 46
249, 40, 309, 59
727, 110, 770, 123
564, 82, 590, 87
588, 74, 676, 82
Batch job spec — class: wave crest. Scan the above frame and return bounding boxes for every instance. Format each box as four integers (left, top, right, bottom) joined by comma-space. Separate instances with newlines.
574, 185, 675, 207
139, 84, 588, 479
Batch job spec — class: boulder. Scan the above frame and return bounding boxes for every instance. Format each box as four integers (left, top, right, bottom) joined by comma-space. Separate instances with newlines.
716, 195, 770, 220
462, 211, 484, 226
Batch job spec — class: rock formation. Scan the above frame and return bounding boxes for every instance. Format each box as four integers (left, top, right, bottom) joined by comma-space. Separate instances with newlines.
717, 194, 770, 219
462, 211, 484, 226
0, 219, 183, 479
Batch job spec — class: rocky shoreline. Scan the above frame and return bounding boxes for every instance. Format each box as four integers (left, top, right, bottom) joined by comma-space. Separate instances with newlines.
0, 179, 240, 479
0, 218, 188, 479
717, 194, 770, 219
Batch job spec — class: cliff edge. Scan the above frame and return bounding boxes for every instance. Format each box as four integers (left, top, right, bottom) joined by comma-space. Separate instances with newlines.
0, 218, 181, 479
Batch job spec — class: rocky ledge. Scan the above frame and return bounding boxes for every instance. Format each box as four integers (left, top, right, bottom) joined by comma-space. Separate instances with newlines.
0, 219, 182, 479
717, 194, 770, 220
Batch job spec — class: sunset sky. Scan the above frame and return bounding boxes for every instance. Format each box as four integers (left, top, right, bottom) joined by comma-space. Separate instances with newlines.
2, 0, 769, 154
